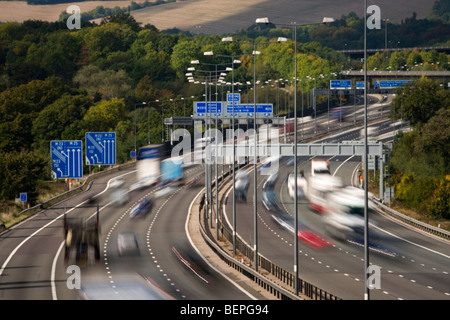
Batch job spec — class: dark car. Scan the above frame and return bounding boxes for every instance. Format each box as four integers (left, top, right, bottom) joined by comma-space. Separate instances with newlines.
129, 197, 153, 218
235, 171, 250, 201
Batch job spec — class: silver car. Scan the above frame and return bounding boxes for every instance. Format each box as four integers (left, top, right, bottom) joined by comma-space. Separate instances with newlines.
117, 232, 140, 256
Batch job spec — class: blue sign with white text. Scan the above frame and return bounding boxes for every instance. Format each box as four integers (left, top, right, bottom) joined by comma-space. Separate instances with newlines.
226, 104, 273, 116
195, 102, 222, 116
227, 93, 241, 103
85, 132, 116, 165
374, 80, 412, 89
51, 140, 83, 179
330, 80, 352, 90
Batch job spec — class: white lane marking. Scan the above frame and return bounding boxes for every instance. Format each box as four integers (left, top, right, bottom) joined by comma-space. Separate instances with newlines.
186, 187, 258, 300
0, 170, 135, 298
49, 170, 136, 299
332, 155, 355, 178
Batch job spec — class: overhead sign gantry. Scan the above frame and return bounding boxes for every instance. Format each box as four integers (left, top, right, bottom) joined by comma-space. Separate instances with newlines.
193, 93, 273, 119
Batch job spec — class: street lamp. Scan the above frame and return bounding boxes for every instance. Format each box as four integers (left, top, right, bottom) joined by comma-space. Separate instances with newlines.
146, 99, 159, 144
206, 51, 243, 245
222, 35, 287, 272
189, 60, 232, 232
256, 16, 335, 295
206, 50, 246, 256
134, 101, 146, 157
383, 18, 389, 49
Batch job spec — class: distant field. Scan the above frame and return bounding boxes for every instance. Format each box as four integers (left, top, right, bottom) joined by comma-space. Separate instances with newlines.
131, 0, 436, 35
0, 0, 147, 23
0, 0, 436, 35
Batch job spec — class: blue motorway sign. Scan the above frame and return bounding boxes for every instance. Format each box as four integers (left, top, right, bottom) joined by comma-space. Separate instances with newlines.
226, 104, 273, 117
193, 100, 272, 118
330, 80, 352, 90
51, 140, 83, 179
227, 93, 241, 103
374, 80, 412, 89
194, 102, 222, 117
85, 132, 116, 165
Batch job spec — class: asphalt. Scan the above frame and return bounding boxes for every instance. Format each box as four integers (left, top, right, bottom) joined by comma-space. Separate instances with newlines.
186, 177, 307, 300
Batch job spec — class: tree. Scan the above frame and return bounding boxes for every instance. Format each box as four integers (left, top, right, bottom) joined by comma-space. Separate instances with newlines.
135, 75, 159, 102
80, 97, 127, 133
73, 65, 132, 100
0, 149, 49, 204
101, 12, 142, 32
84, 22, 135, 62
170, 40, 201, 79
390, 77, 449, 128
32, 93, 92, 152
0, 77, 72, 152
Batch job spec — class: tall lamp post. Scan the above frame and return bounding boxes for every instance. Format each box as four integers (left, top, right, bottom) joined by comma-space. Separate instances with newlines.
146, 99, 159, 144
205, 51, 244, 245
222, 36, 287, 272
256, 16, 334, 294
134, 101, 146, 157
188, 61, 232, 231
207, 51, 248, 256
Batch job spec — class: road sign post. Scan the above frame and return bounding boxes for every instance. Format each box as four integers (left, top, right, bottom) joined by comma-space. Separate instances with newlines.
85, 132, 116, 166
51, 140, 83, 179
20, 193, 27, 202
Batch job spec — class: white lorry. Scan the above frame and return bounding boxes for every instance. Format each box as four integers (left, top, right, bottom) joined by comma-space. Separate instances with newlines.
307, 174, 343, 213
311, 159, 330, 176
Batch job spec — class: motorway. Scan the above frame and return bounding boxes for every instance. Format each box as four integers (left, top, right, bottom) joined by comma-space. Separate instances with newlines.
221, 122, 450, 300
0, 163, 259, 300
0, 94, 448, 300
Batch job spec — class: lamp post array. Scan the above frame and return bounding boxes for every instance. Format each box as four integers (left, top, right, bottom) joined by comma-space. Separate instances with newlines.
222, 35, 288, 272
256, 16, 334, 294
188, 59, 233, 235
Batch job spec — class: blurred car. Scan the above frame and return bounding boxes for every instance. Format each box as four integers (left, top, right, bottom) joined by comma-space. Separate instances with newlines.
109, 176, 125, 189
79, 273, 174, 300
117, 232, 140, 256
323, 187, 366, 241
235, 171, 250, 202
297, 228, 331, 250
287, 172, 307, 199
129, 197, 153, 218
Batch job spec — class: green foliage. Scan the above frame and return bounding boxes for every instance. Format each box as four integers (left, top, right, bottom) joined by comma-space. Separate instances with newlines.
32, 93, 92, 153
390, 78, 450, 129
0, 149, 49, 204
80, 97, 127, 133
389, 79, 449, 216
73, 65, 132, 100
0, 11, 449, 209
429, 176, 450, 219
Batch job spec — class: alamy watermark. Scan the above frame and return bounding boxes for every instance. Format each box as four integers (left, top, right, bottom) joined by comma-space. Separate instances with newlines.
66, 5, 81, 30
170, 121, 279, 175
66, 265, 81, 289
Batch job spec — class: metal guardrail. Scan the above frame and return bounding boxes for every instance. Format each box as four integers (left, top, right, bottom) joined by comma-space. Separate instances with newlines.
197, 162, 340, 300
370, 195, 450, 240
198, 192, 301, 300
2, 161, 136, 230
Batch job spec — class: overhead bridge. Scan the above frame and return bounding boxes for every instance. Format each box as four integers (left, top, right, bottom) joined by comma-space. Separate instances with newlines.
205, 141, 383, 160
203, 140, 387, 201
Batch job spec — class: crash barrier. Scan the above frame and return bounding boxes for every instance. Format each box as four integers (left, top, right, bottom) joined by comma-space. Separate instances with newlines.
197, 163, 340, 300
198, 192, 299, 300
370, 195, 450, 241
2, 161, 136, 230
